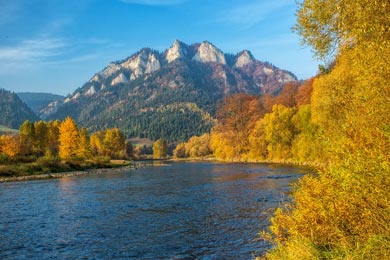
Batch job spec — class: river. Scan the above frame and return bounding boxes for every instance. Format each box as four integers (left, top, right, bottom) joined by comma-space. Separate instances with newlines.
0, 161, 313, 259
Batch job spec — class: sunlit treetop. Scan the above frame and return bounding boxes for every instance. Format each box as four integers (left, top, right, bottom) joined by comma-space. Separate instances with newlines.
294, 0, 390, 59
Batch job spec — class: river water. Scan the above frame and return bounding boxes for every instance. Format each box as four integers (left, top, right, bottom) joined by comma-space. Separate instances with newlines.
0, 161, 313, 259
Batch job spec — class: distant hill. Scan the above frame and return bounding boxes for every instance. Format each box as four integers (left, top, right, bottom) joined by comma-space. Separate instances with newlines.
45, 40, 298, 142
17, 92, 64, 114
0, 89, 39, 129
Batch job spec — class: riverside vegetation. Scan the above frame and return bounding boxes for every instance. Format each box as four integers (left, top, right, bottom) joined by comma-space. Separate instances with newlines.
0, 117, 133, 177
1, 0, 388, 258
173, 0, 390, 259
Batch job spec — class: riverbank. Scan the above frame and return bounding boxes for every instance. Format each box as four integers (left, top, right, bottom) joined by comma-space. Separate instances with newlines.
170, 156, 323, 171
0, 160, 137, 183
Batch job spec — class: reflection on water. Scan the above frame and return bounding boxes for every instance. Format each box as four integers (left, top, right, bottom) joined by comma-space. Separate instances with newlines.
0, 162, 313, 259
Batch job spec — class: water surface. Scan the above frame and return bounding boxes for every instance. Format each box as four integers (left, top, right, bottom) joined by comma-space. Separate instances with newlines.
0, 161, 313, 259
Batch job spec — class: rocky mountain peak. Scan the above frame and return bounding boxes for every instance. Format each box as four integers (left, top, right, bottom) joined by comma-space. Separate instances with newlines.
192, 41, 226, 65
120, 48, 161, 77
235, 50, 255, 68
166, 39, 188, 63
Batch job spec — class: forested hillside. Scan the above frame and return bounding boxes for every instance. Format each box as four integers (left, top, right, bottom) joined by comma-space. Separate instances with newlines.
45, 41, 297, 142
0, 89, 39, 129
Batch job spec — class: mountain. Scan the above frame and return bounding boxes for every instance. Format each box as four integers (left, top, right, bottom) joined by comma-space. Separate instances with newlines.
17, 92, 65, 114
0, 89, 39, 129
46, 40, 298, 142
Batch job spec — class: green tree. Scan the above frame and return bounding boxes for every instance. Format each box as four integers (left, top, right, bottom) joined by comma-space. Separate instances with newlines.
153, 138, 168, 159
46, 120, 60, 156
78, 127, 91, 159
34, 121, 48, 156
19, 120, 35, 156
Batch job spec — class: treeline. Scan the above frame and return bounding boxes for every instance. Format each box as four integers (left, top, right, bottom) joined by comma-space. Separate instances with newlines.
0, 117, 132, 176
173, 80, 315, 162
175, 1, 390, 257
262, 0, 390, 259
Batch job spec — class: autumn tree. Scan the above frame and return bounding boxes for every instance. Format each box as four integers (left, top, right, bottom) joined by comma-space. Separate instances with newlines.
19, 120, 35, 156
290, 105, 321, 162
173, 142, 187, 158
103, 128, 125, 159
46, 120, 60, 156
272, 82, 299, 108
153, 139, 168, 159
77, 127, 91, 159
294, 78, 314, 107
34, 121, 48, 156
247, 119, 268, 161
263, 105, 296, 160
0, 134, 20, 157
266, 0, 390, 258
212, 94, 264, 160
184, 133, 212, 158
90, 131, 105, 156
58, 117, 79, 160
125, 141, 133, 159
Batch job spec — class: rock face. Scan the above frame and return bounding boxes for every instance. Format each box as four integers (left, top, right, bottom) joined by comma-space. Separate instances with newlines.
192, 41, 226, 64
165, 40, 187, 63
39, 100, 63, 119
45, 40, 298, 141
235, 50, 254, 68
111, 73, 129, 86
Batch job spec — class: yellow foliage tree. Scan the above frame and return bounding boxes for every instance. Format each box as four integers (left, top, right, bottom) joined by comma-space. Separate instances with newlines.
90, 131, 105, 156
153, 138, 168, 159
247, 119, 267, 161
263, 105, 296, 161
265, 0, 390, 258
184, 133, 212, 158
173, 142, 187, 158
58, 117, 79, 160
103, 128, 125, 159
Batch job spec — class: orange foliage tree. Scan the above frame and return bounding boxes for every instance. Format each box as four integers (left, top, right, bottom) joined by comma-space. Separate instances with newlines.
0, 134, 20, 157
212, 93, 264, 160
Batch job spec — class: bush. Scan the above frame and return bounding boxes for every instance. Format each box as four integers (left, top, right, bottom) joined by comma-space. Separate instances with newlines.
0, 154, 11, 164
36, 156, 60, 168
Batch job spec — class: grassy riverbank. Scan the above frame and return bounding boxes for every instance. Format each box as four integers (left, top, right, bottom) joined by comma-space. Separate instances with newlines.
0, 156, 134, 182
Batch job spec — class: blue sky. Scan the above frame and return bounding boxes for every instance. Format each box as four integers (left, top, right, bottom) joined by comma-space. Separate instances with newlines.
0, 0, 318, 96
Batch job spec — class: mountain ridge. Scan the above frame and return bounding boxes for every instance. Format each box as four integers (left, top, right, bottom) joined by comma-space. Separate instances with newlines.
44, 40, 298, 141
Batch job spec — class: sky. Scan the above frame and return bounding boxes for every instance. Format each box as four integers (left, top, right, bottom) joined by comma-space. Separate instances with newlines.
0, 0, 318, 96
